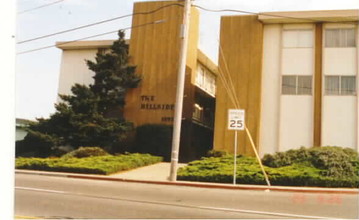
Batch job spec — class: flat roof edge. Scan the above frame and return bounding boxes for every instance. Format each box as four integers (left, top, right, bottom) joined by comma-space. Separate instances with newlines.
258, 9, 359, 23
197, 49, 218, 75
56, 39, 131, 50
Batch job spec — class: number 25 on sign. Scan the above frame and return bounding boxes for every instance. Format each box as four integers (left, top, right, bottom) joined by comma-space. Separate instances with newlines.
228, 109, 245, 130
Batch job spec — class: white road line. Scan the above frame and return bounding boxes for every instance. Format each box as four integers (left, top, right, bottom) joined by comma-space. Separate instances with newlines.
15, 186, 344, 219
15, 186, 65, 194
194, 206, 335, 219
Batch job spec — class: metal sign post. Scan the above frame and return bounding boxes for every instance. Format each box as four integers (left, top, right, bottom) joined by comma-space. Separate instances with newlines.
228, 109, 245, 185
233, 130, 238, 185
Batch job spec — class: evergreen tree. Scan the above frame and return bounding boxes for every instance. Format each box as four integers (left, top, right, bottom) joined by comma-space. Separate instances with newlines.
17, 30, 141, 157
87, 31, 140, 114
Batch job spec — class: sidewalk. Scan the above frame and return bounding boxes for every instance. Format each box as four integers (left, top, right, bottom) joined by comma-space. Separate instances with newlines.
16, 163, 359, 195
110, 162, 187, 181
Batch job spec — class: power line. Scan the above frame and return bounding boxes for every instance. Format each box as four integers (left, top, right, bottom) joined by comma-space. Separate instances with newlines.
17, 3, 357, 53
18, 3, 355, 45
17, 3, 183, 44
17, 20, 165, 55
192, 4, 357, 24
18, 0, 65, 14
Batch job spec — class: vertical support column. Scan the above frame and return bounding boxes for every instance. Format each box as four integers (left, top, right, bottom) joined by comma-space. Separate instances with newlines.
356, 25, 359, 152
313, 23, 323, 147
277, 24, 283, 152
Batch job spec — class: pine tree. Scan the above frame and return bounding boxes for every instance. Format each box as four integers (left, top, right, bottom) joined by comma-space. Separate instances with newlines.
87, 31, 140, 114
17, 30, 141, 157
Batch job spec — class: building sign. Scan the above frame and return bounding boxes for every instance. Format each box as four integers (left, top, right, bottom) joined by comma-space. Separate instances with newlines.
140, 95, 175, 110
140, 95, 174, 123
228, 109, 245, 130
140, 103, 175, 110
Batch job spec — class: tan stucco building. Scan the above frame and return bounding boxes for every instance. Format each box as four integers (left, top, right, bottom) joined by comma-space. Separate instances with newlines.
57, 1, 217, 161
57, 1, 359, 159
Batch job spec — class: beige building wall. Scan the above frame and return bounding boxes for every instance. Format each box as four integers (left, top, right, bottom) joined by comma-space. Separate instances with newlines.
259, 24, 282, 155
357, 25, 359, 152
124, 1, 200, 126
213, 15, 264, 156
57, 1, 203, 127
218, 10, 359, 156
57, 49, 97, 100
279, 24, 315, 152
56, 40, 114, 101
321, 22, 358, 150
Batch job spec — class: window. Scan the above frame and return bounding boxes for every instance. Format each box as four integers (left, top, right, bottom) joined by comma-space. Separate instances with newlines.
205, 73, 216, 95
282, 75, 312, 95
341, 76, 356, 95
325, 76, 340, 95
282, 76, 297, 94
196, 67, 205, 87
193, 103, 203, 121
325, 28, 356, 47
297, 76, 313, 95
325, 75, 356, 95
283, 29, 313, 48
196, 65, 216, 96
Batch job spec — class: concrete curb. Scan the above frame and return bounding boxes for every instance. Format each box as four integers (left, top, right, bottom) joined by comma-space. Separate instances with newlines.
16, 169, 359, 195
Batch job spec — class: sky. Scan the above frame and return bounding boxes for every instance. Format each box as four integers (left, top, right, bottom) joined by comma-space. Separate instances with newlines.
15, 0, 359, 121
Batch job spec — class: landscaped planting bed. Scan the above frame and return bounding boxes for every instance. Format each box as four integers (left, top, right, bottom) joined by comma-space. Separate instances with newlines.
16, 153, 163, 175
177, 147, 359, 188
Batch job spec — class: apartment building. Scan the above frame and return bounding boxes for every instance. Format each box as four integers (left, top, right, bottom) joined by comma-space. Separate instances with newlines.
214, 10, 359, 156
56, 1, 217, 161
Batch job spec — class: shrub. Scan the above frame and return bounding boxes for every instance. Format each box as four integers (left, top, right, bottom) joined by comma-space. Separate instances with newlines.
261, 147, 311, 167
206, 150, 229, 158
16, 130, 60, 158
262, 146, 359, 178
177, 149, 359, 188
16, 153, 163, 175
133, 124, 172, 161
62, 147, 110, 158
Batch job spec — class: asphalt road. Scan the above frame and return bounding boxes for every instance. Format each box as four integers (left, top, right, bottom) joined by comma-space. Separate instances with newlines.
15, 173, 359, 219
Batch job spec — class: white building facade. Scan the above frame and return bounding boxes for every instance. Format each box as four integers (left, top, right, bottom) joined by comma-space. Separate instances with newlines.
259, 10, 359, 154
215, 10, 359, 156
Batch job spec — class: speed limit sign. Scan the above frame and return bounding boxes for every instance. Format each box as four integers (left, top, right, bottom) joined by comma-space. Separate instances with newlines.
228, 109, 245, 130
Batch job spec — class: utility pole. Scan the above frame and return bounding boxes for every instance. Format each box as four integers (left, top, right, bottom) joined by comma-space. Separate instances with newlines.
169, 0, 192, 182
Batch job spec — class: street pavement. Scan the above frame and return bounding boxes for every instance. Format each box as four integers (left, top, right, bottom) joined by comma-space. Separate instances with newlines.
15, 170, 359, 219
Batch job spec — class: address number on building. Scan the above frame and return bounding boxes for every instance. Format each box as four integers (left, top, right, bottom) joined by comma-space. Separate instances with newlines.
228, 109, 245, 130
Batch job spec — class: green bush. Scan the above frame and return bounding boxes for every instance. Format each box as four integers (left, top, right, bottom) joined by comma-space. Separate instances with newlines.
16, 130, 60, 158
177, 149, 359, 188
16, 153, 163, 175
206, 150, 229, 157
262, 147, 359, 178
133, 124, 172, 161
62, 147, 110, 158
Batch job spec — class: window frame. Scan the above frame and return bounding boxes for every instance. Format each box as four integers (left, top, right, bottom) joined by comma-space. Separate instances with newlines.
196, 66, 205, 87
324, 75, 357, 96
281, 75, 313, 96
324, 28, 356, 48
196, 64, 217, 96
282, 29, 314, 49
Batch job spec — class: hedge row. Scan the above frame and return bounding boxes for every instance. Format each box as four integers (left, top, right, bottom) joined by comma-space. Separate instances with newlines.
262, 146, 359, 178
16, 153, 163, 175
177, 148, 359, 188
